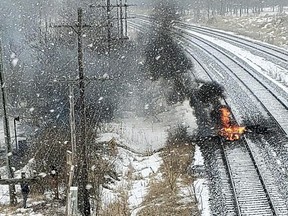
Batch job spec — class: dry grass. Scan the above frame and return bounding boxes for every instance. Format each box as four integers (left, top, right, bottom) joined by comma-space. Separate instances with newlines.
138, 140, 200, 216
0, 195, 65, 215
100, 190, 130, 216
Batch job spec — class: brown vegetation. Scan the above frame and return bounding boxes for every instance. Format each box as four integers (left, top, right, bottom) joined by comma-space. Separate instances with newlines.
137, 126, 200, 216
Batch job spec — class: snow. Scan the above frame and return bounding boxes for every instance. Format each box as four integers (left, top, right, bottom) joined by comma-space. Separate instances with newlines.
192, 145, 211, 215
194, 145, 204, 166
11, 58, 19, 67
194, 179, 211, 216
107, 100, 197, 153
99, 142, 163, 213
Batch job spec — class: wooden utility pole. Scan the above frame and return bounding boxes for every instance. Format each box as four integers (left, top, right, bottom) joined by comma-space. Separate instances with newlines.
0, 39, 16, 205
51, 8, 90, 215
76, 8, 90, 215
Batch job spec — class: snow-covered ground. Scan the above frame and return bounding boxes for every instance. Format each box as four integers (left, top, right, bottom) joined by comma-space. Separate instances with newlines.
203, 7, 288, 49
111, 100, 197, 153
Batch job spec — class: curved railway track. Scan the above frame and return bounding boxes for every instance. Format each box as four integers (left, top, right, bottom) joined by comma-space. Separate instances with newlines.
128, 19, 288, 215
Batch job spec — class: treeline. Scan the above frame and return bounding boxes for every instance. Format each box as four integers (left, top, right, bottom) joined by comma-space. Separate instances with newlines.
134, 0, 287, 20
182, 0, 287, 19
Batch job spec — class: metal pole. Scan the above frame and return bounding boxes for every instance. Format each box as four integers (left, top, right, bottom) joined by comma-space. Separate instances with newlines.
0, 39, 16, 205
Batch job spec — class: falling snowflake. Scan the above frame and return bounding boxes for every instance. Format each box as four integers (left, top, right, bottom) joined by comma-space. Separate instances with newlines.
86, 184, 93, 190
102, 73, 109, 79
10, 53, 16, 59
11, 58, 19, 67
38, 172, 47, 178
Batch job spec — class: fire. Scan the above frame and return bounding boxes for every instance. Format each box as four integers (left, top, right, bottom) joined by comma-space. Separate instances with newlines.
218, 106, 246, 141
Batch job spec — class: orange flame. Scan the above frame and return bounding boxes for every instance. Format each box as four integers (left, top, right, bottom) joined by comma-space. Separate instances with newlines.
218, 106, 246, 141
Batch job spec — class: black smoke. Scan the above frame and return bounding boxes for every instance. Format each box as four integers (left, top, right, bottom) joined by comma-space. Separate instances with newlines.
144, 1, 193, 105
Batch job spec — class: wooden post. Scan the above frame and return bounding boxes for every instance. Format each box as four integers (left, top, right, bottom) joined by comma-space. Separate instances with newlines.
66, 82, 77, 215
0, 39, 16, 205
69, 84, 76, 163
67, 186, 78, 216
66, 151, 76, 216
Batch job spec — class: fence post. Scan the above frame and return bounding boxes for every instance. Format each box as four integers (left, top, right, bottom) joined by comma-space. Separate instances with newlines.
67, 186, 78, 215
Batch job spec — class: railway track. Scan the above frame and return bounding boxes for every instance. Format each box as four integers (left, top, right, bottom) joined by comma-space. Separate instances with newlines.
222, 140, 274, 215
174, 22, 288, 65
128, 18, 288, 215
